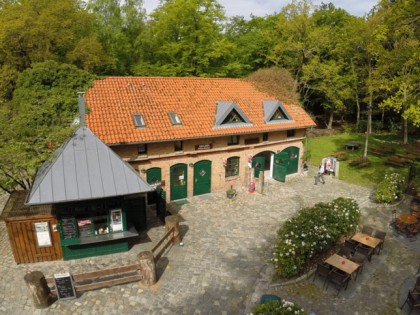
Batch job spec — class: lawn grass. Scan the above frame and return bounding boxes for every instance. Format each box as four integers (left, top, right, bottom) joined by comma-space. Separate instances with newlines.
305, 132, 419, 189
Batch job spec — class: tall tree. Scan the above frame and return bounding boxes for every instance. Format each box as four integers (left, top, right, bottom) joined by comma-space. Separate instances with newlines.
87, 0, 147, 74
134, 0, 234, 77
225, 15, 277, 77
0, 61, 95, 193
375, 0, 420, 143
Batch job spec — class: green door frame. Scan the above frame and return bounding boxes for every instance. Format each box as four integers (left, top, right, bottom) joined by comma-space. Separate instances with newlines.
170, 164, 188, 200
252, 156, 265, 178
273, 152, 289, 182
146, 167, 162, 204
282, 146, 300, 175
193, 160, 212, 196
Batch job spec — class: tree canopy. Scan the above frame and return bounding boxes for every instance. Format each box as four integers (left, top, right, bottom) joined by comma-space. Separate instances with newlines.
0, 0, 419, 192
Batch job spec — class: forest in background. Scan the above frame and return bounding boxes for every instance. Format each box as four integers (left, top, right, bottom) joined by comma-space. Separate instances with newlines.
0, 0, 418, 192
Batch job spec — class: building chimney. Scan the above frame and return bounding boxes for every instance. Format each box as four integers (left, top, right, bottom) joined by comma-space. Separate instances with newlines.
77, 92, 86, 127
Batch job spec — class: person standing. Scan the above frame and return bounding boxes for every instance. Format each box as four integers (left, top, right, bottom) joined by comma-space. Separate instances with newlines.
314, 163, 325, 185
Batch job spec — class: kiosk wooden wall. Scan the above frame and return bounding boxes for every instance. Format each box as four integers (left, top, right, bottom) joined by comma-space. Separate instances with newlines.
6, 214, 63, 264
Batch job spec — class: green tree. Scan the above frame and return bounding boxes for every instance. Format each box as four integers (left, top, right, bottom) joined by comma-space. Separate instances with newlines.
0, 0, 111, 79
134, 0, 234, 77
87, 0, 147, 74
225, 15, 277, 77
0, 61, 95, 193
375, 0, 420, 143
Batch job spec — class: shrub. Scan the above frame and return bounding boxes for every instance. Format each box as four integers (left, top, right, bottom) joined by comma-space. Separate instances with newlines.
252, 300, 307, 315
271, 197, 360, 278
375, 172, 405, 204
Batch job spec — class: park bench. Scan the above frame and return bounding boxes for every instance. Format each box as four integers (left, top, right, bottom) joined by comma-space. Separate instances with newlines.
349, 157, 371, 168
385, 156, 412, 167
330, 151, 348, 161
368, 145, 396, 156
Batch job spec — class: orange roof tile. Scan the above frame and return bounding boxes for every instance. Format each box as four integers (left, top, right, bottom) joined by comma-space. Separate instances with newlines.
85, 77, 316, 145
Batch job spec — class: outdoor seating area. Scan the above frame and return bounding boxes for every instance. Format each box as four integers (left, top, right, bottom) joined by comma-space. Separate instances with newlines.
314, 225, 386, 295
391, 208, 419, 238
400, 276, 420, 313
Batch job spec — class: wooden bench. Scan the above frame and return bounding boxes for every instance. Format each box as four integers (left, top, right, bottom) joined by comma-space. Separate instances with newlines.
330, 151, 348, 161
349, 158, 371, 168
385, 156, 412, 167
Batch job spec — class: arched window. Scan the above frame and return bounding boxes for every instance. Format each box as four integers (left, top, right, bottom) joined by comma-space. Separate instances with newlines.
225, 157, 240, 178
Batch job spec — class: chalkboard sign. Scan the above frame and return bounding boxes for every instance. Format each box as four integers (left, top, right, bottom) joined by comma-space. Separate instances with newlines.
54, 273, 76, 300
61, 216, 77, 239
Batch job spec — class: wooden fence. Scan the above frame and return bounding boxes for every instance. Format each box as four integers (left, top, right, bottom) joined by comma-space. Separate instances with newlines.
25, 215, 181, 308
151, 226, 175, 261
44, 226, 175, 294
45, 264, 142, 294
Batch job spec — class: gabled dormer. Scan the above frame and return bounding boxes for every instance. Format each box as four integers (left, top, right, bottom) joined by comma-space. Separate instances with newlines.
263, 100, 294, 124
214, 101, 253, 129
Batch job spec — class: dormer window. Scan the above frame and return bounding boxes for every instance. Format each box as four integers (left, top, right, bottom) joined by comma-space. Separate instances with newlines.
222, 109, 245, 124
271, 108, 286, 120
214, 101, 253, 129
263, 100, 293, 124
132, 114, 146, 128
169, 112, 182, 125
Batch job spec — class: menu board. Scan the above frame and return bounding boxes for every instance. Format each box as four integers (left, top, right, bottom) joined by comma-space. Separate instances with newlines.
34, 222, 52, 247
61, 216, 77, 239
54, 273, 76, 300
77, 218, 93, 237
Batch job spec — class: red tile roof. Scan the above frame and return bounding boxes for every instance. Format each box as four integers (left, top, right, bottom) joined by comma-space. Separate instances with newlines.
85, 77, 316, 145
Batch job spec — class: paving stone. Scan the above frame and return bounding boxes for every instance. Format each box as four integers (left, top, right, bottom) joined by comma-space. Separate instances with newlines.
0, 169, 419, 314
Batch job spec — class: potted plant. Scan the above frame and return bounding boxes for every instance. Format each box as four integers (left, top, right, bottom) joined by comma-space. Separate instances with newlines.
226, 186, 237, 199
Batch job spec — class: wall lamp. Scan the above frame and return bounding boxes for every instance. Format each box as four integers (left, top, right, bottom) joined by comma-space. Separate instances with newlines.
140, 168, 147, 174
189, 163, 194, 168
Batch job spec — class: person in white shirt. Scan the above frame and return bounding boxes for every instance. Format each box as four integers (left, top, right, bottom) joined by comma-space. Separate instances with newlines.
314, 164, 325, 185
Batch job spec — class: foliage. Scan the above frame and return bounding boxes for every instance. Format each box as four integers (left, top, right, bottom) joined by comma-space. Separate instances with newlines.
0, 0, 110, 73
87, 0, 147, 74
133, 0, 234, 77
271, 197, 360, 278
375, 172, 406, 204
252, 300, 307, 315
0, 61, 95, 193
246, 67, 300, 104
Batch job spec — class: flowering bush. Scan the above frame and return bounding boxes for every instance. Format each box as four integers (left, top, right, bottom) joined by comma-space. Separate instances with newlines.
272, 197, 360, 278
252, 300, 307, 315
375, 172, 405, 204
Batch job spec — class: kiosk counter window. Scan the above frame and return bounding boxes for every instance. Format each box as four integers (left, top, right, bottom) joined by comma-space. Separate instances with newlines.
57, 203, 127, 246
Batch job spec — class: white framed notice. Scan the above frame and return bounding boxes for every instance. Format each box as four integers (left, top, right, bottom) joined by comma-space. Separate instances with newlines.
34, 222, 52, 247
110, 209, 123, 232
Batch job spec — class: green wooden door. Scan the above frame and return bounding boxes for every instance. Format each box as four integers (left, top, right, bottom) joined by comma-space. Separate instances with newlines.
193, 160, 211, 196
252, 156, 265, 178
170, 164, 188, 200
273, 152, 289, 182
283, 147, 300, 175
146, 168, 161, 204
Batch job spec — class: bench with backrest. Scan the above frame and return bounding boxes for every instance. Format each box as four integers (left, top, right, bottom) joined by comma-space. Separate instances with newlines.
385, 156, 413, 167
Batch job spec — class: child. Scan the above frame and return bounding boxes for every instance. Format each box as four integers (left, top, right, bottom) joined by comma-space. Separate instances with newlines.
314, 164, 325, 185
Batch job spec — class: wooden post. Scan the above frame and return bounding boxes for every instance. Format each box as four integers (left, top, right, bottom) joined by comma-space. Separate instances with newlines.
137, 251, 156, 286
165, 215, 181, 245
24, 271, 53, 309
257, 171, 264, 194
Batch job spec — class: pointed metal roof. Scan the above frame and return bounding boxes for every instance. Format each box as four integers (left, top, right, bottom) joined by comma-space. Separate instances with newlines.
214, 101, 253, 129
26, 126, 152, 205
263, 100, 294, 124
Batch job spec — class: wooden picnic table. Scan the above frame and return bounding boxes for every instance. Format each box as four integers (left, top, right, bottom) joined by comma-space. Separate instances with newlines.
325, 254, 360, 277
351, 232, 382, 249
398, 214, 418, 225
344, 141, 361, 150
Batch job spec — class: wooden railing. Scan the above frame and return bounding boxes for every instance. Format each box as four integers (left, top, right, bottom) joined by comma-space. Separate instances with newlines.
45, 264, 142, 294
151, 226, 174, 262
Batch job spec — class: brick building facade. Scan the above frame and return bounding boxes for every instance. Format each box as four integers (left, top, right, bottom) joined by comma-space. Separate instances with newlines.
85, 77, 316, 201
